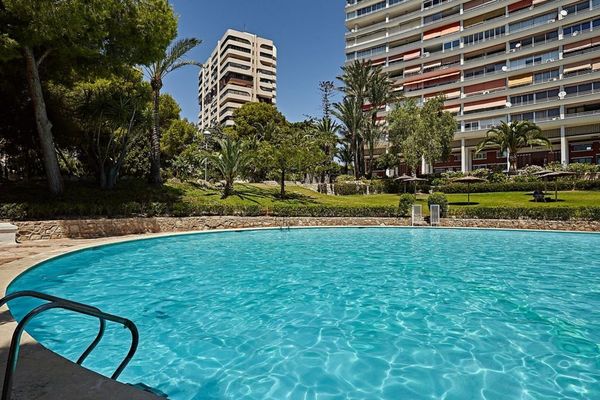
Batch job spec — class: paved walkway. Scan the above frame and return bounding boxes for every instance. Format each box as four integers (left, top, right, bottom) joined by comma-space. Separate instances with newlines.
0, 238, 159, 400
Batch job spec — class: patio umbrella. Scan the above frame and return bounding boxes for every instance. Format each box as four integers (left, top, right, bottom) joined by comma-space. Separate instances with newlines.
404, 176, 427, 194
394, 174, 413, 193
540, 171, 576, 201
532, 169, 553, 176
452, 176, 487, 204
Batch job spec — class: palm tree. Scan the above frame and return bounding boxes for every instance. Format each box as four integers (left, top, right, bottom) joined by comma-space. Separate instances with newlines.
365, 71, 397, 178
334, 97, 365, 180
338, 60, 376, 177
315, 117, 340, 184
209, 137, 250, 198
337, 142, 353, 175
476, 120, 551, 173
338, 60, 374, 105
143, 38, 201, 185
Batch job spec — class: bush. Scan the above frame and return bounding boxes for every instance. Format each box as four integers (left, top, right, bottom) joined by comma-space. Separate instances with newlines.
428, 193, 449, 217
268, 204, 400, 218
435, 180, 600, 194
335, 174, 356, 183
398, 194, 416, 217
0, 203, 27, 220
448, 206, 600, 221
333, 182, 367, 195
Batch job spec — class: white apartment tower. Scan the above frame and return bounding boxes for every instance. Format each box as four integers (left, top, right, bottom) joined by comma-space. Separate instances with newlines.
198, 29, 277, 130
345, 0, 600, 173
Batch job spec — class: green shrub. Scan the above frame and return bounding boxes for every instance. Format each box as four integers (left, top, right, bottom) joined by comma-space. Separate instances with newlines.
0, 203, 27, 220
335, 174, 355, 183
369, 179, 385, 194
428, 193, 449, 217
334, 182, 367, 195
449, 207, 583, 221
435, 180, 600, 193
269, 204, 399, 218
398, 194, 416, 217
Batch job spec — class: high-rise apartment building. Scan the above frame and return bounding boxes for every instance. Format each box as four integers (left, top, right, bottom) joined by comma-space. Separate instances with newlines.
345, 0, 600, 173
198, 29, 277, 130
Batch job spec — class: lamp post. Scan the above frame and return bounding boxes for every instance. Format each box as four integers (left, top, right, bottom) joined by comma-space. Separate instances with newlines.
203, 129, 211, 182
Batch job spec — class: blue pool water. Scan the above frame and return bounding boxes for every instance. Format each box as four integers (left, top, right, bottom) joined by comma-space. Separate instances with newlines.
7, 228, 600, 399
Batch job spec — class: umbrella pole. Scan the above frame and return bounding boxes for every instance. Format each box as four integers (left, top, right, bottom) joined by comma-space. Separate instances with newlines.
468, 183, 470, 205
555, 181, 558, 201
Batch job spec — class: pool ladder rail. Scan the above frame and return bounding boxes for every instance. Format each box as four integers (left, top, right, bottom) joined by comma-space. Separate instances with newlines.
280, 215, 291, 230
0, 290, 139, 400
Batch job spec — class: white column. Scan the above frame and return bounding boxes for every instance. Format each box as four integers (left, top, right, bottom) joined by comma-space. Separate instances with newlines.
421, 156, 428, 175
461, 139, 467, 172
461, 139, 469, 173
560, 126, 569, 165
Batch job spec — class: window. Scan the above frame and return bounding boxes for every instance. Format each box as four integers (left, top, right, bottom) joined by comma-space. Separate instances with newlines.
572, 143, 593, 152
510, 30, 559, 50
356, 45, 386, 59
509, 12, 557, 33
533, 69, 559, 84
463, 26, 505, 46
511, 93, 535, 106
510, 50, 559, 70
565, 81, 600, 96
572, 157, 594, 164
464, 62, 505, 79
563, 21, 591, 36
564, 1, 590, 15
473, 152, 487, 160
465, 121, 480, 131
443, 40, 460, 52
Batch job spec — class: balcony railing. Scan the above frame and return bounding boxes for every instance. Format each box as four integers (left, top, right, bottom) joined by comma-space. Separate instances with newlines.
564, 108, 600, 119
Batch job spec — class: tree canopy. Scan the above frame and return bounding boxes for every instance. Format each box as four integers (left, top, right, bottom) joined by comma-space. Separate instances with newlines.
387, 96, 455, 172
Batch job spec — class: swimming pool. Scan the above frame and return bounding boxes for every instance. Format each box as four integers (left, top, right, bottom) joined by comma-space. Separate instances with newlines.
6, 228, 600, 399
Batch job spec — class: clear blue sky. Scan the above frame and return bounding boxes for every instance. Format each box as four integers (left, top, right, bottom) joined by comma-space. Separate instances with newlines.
166, 0, 346, 123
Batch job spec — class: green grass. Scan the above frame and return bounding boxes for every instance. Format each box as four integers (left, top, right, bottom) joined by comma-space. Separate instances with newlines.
2, 179, 600, 216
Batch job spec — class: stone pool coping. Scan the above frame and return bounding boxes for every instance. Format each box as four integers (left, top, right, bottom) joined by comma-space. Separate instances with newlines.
1, 225, 599, 399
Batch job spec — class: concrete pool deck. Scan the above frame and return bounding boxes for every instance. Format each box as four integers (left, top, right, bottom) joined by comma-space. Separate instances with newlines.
0, 237, 162, 400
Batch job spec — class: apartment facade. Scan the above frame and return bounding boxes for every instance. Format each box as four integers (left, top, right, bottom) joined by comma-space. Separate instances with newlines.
345, 0, 600, 173
198, 29, 277, 130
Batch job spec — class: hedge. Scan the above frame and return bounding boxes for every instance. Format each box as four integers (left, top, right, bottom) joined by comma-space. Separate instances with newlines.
3, 202, 600, 221
450, 206, 600, 221
0, 202, 401, 220
436, 180, 600, 194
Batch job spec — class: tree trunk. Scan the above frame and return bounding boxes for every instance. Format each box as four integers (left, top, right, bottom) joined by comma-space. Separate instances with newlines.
23, 46, 63, 195
280, 169, 286, 198
352, 133, 360, 180
99, 164, 107, 189
149, 88, 162, 185
367, 141, 374, 179
106, 167, 119, 190
509, 153, 518, 174
222, 181, 232, 199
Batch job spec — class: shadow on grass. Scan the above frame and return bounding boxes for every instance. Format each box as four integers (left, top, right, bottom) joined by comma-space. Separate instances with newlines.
0, 179, 186, 205
528, 199, 566, 203
449, 202, 480, 206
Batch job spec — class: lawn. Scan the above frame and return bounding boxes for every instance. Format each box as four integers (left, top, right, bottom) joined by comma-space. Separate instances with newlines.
176, 182, 600, 211
2, 180, 600, 219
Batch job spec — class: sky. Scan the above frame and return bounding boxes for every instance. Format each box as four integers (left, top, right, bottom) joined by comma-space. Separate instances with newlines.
166, 0, 346, 123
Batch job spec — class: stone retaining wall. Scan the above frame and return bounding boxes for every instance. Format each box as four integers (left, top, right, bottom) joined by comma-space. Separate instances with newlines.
13, 217, 411, 241
10, 216, 600, 241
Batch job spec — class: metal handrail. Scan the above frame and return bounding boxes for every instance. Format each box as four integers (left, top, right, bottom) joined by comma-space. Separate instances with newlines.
0, 291, 139, 400
0, 291, 107, 367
